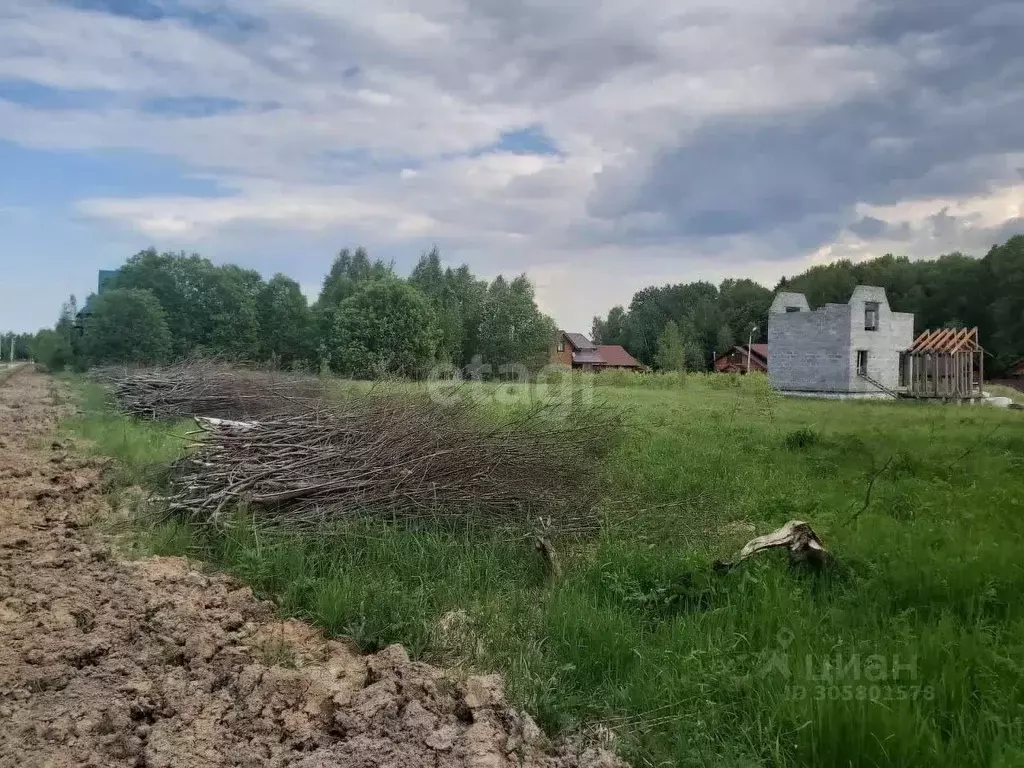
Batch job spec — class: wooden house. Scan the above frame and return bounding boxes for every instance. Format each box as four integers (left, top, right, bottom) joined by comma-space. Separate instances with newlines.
714, 344, 768, 374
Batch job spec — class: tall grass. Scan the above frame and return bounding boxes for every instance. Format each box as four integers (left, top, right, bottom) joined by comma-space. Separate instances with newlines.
65, 375, 1024, 767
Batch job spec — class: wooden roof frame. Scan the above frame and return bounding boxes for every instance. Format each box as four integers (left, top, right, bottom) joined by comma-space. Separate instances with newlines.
909, 327, 980, 354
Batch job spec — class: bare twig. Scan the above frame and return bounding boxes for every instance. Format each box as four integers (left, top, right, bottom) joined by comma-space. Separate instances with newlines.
842, 454, 897, 527
103, 364, 621, 534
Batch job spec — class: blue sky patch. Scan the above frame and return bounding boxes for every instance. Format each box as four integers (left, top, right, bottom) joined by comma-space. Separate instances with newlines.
494, 125, 560, 156
63, 0, 263, 37
140, 95, 249, 117
0, 141, 228, 206
0, 80, 115, 110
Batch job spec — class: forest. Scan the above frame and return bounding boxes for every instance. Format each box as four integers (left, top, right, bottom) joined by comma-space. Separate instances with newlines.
13, 233, 1024, 376
593, 234, 1024, 373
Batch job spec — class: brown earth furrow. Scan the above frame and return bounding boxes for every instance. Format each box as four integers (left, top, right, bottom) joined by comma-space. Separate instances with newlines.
0, 370, 621, 768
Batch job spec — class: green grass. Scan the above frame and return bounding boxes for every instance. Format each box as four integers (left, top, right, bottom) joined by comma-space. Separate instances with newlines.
64, 374, 1024, 767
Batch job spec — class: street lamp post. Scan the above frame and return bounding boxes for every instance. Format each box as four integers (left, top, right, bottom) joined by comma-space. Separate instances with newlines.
747, 325, 759, 374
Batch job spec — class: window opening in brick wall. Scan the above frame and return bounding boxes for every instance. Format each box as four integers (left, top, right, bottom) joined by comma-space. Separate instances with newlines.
865, 301, 880, 331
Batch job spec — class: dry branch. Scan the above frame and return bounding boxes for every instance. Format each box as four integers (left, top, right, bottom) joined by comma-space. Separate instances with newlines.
96, 362, 620, 534
90, 360, 324, 421
715, 520, 830, 571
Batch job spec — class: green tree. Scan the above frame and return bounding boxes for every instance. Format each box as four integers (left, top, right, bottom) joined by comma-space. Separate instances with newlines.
592, 305, 629, 346
477, 275, 557, 372
114, 250, 267, 360
330, 280, 439, 378
446, 265, 488, 366
715, 323, 735, 358
315, 247, 395, 346
80, 289, 172, 365
985, 234, 1024, 370
719, 279, 771, 344
205, 264, 263, 359
30, 329, 74, 371
113, 250, 210, 356
259, 274, 314, 367
318, 247, 395, 306
655, 320, 687, 372
0, 332, 33, 361
410, 248, 463, 365
621, 281, 720, 368
778, 261, 859, 309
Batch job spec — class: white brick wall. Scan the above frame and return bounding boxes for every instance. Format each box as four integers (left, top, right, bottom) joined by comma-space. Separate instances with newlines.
769, 286, 914, 395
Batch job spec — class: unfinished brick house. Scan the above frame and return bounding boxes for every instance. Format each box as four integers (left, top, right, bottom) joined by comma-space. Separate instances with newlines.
768, 286, 914, 398
768, 286, 985, 399
552, 331, 644, 371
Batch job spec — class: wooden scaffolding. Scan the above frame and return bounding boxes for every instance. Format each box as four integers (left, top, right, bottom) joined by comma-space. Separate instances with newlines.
901, 327, 984, 400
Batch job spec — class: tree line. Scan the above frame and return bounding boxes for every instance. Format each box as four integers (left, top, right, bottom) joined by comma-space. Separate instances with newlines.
26, 247, 556, 377
17, 233, 1024, 376
591, 234, 1024, 374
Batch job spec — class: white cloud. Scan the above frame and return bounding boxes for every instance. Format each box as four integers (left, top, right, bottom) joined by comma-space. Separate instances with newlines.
815, 183, 1024, 265
0, 0, 1022, 332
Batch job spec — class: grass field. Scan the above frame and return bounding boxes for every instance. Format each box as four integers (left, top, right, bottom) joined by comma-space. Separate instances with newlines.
65, 374, 1024, 767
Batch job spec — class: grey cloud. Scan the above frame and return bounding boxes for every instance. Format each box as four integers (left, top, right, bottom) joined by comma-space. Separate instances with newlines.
848, 216, 912, 241
588, 0, 1024, 254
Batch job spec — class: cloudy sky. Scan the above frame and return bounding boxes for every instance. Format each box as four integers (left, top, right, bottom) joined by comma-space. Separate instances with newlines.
2, 0, 1023, 334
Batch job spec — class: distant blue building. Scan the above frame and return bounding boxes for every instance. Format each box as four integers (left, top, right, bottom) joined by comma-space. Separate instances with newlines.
97, 269, 121, 295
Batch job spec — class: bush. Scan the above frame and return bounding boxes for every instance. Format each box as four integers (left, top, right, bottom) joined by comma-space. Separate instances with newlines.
784, 426, 821, 450
82, 289, 172, 365
330, 281, 439, 378
30, 329, 75, 372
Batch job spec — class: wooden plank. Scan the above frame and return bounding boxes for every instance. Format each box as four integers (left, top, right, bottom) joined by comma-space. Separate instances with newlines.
933, 328, 958, 351
924, 330, 945, 353
910, 330, 932, 353
945, 328, 967, 354
950, 326, 978, 354
946, 327, 968, 353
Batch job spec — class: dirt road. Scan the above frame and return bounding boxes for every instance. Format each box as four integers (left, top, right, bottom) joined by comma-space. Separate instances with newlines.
0, 370, 618, 768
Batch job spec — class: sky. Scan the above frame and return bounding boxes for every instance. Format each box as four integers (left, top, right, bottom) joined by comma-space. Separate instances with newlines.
1, 0, 1023, 335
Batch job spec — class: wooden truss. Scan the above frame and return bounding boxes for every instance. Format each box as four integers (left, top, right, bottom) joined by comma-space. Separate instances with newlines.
902, 327, 983, 400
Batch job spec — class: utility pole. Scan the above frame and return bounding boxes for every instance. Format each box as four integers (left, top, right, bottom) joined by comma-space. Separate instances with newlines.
747, 325, 759, 374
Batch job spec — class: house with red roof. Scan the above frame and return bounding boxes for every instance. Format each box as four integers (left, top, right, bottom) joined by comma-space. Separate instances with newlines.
714, 344, 768, 374
552, 331, 645, 371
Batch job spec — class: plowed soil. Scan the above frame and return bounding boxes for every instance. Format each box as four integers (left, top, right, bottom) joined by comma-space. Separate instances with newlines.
0, 369, 621, 768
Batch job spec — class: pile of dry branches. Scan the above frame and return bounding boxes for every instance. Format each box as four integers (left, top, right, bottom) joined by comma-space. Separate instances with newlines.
95, 362, 620, 532
163, 393, 617, 533
91, 361, 324, 421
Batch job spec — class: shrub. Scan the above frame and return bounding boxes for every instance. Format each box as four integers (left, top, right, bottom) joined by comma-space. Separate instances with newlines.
784, 426, 821, 450
81, 288, 172, 365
